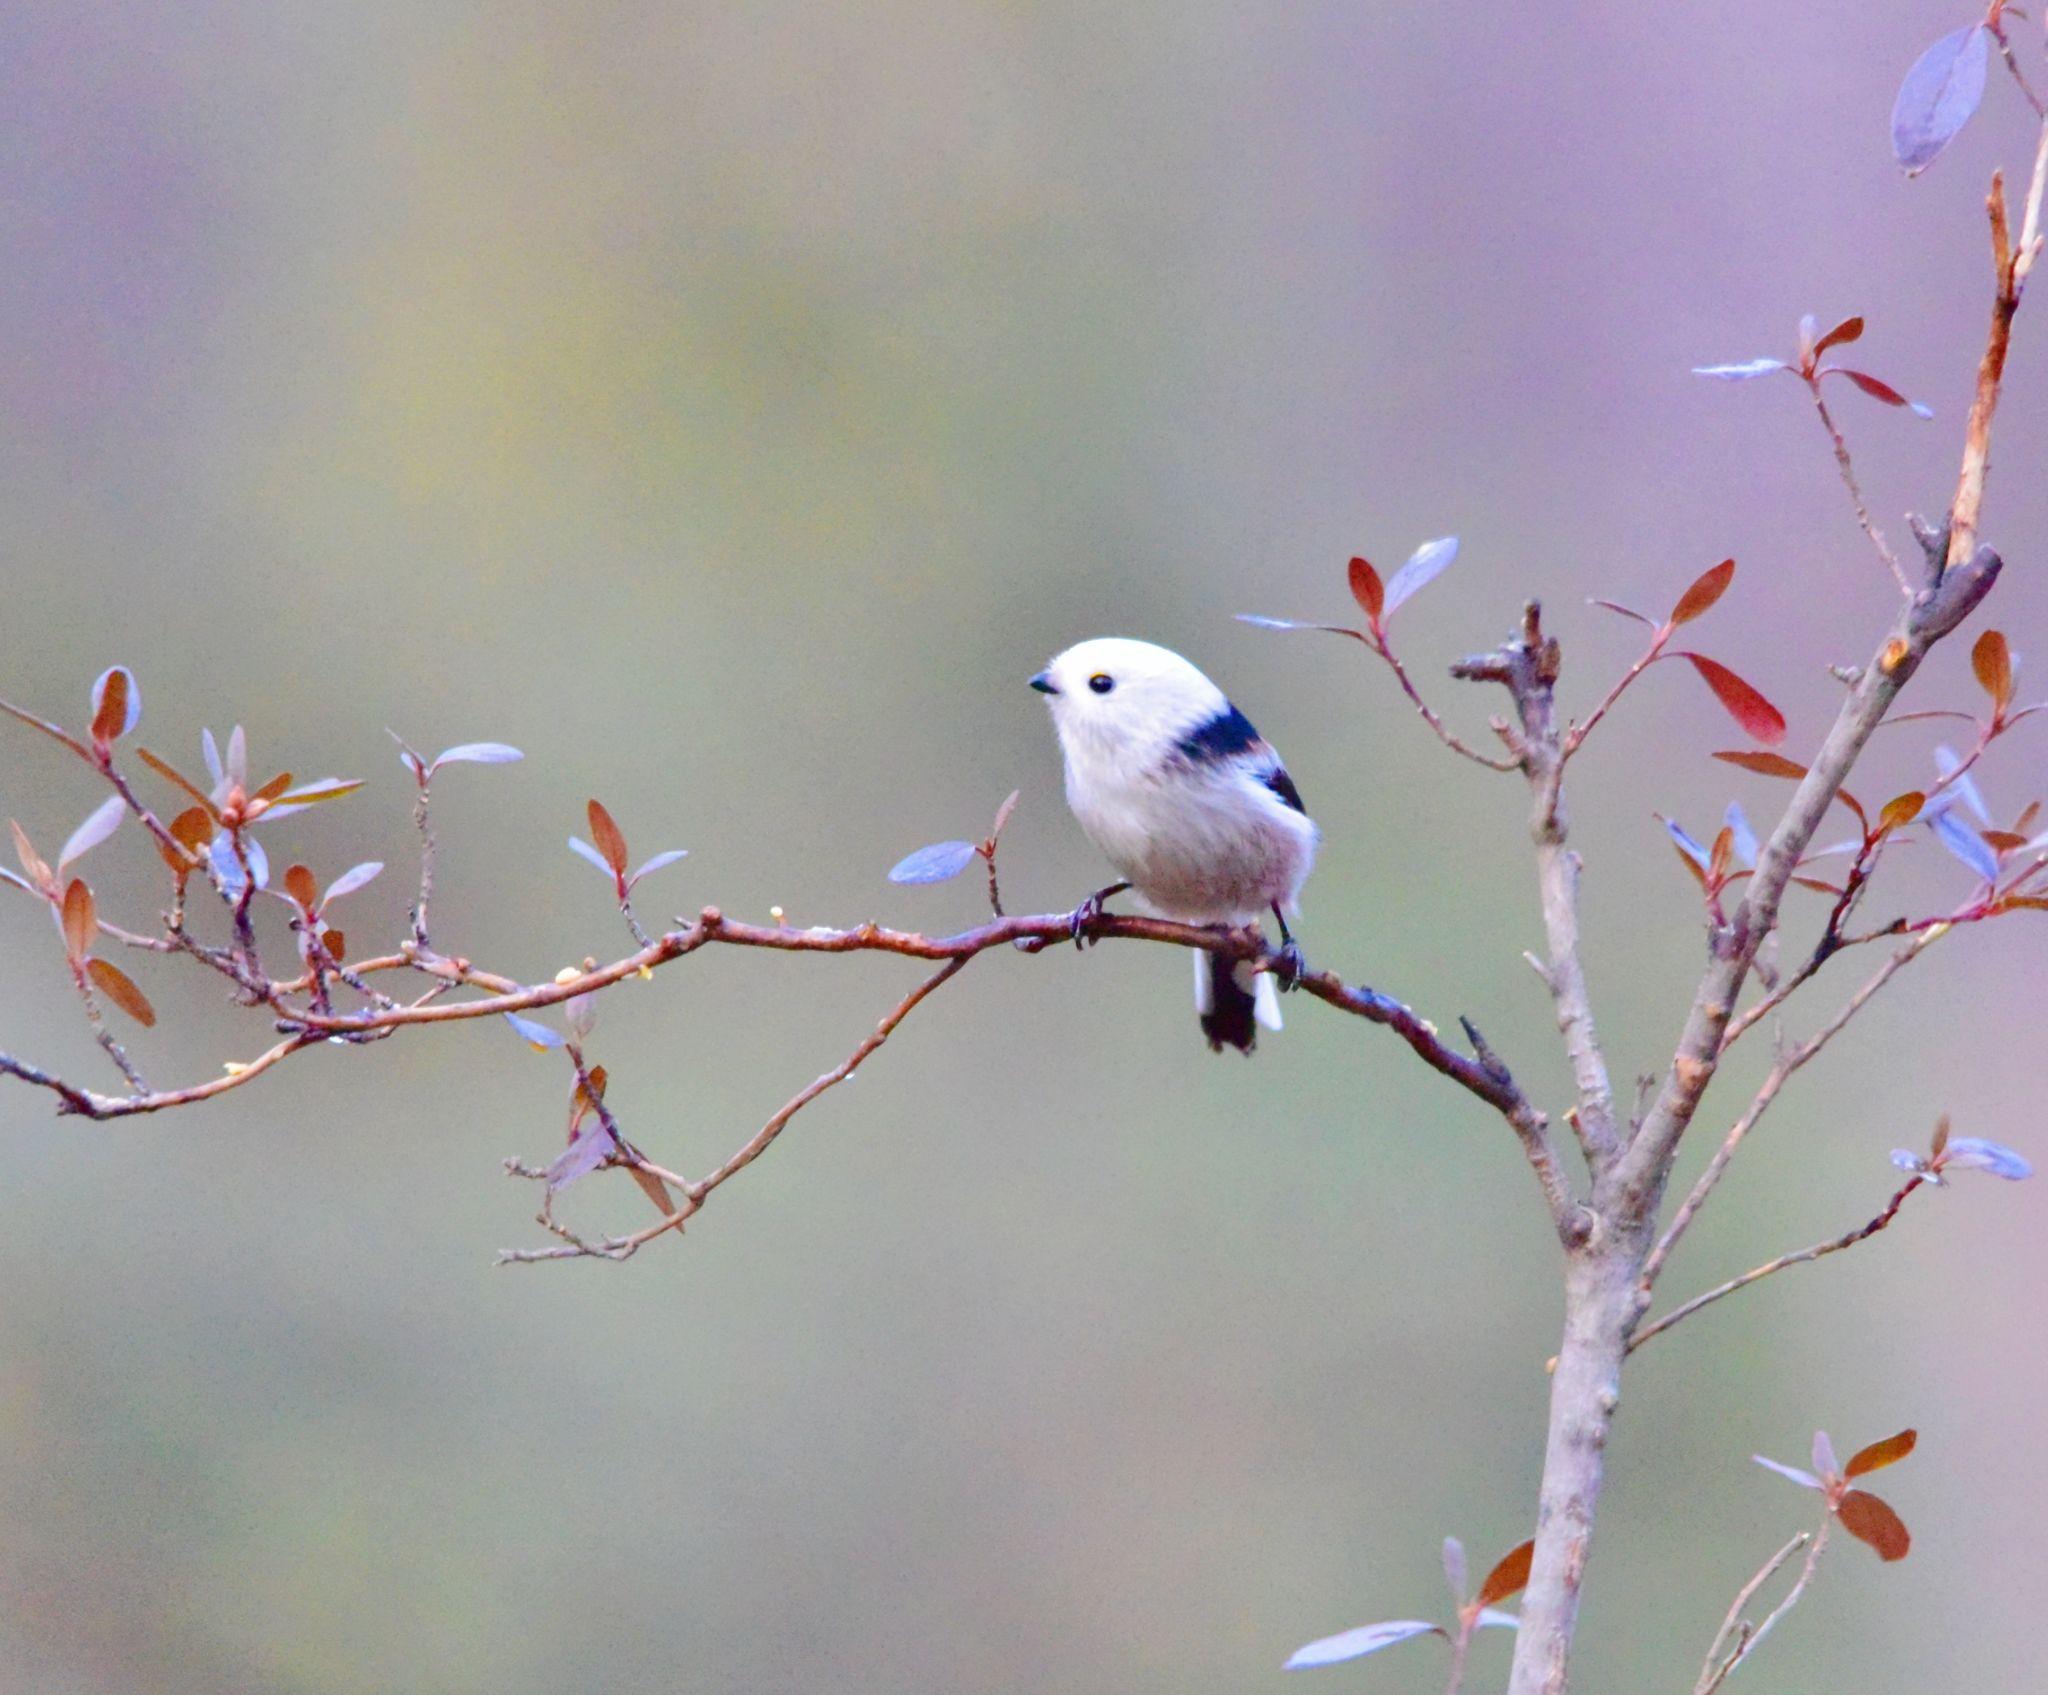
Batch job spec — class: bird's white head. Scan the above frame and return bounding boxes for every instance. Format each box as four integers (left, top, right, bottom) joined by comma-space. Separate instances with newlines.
1029, 637, 1229, 767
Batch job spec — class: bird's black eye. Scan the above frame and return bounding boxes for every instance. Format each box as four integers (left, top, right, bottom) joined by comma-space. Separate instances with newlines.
1088, 673, 1115, 694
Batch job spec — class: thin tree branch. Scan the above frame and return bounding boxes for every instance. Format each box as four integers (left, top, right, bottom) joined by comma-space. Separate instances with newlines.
1633, 1173, 1927, 1353
1695, 1527, 1826, 1695
1647, 927, 1942, 1287
1693, 1530, 1810, 1695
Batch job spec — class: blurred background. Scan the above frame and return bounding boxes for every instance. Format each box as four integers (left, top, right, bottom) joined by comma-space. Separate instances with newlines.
2, 3, 2044, 1689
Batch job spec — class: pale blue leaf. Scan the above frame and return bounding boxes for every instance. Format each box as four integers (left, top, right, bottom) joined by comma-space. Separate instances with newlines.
1812, 1430, 1838, 1478
1753, 1454, 1823, 1489
566, 991, 599, 1039
1934, 746, 1990, 823
209, 833, 268, 896
1891, 1148, 1928, 1173
547, 1122, 616, 1189
628, 848, 689, 888
90, 666, 141, 737
322, 861, 384, 906
1476, 1609, 1520, 1631
1892, 25, 1990, 174
432, 741, 524, 771
58, 795, 126, 873
1943, 1137, 2033, 1180
1283, 1619, 1441, 1670
226, 725, 247, 787
1723, 801, 1759, 870
202, 727, 224, 787
1664, 819, 1711, 869
1235, 614, 1359, 636
0, 866, 34, 895
888, 839, 979, 885
1382, 536, 1458, 617
503, 1011, 565, 1050
1442, 1536, 1467, 1605
1928, 806, 1999, 880
1692, 358, 1788, 380
568, 836, 615, 877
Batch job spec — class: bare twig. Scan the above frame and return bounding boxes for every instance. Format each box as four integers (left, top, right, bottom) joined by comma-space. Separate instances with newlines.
1694, 1530, 1817, 1695
1634, 1174, 1927, 1353
1807, 383, 1910, 592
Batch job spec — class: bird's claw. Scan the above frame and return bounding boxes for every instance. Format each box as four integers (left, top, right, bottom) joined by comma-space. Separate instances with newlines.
1069, 882, 1129, 948
1272, 939, 1307, 989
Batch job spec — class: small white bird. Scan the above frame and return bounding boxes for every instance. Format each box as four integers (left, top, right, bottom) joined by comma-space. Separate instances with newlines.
1031, 637, 1319, 1053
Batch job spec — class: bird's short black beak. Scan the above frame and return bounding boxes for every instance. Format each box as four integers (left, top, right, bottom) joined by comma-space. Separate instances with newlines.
1029, 671, 1059, 695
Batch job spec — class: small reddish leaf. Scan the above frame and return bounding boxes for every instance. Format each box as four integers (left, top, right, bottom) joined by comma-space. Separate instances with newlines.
989, 789, 1022, 843
1845, 1428, 1917, 1478
1669, 559, 1735, 626
1836, 1489, 1911, 1561
1671, 841, 1709, 889
61, 878, 96, 961
1792, 876, 1846, 895
1879, 792, 1925, 831
1813, 315, 1865, 357
1683, 655, 1787, 744
1833, 369, 1933, 417
322, 927, 346, 963
1589, 597, 1656, 626
1476, 1539, 1535, 1608
1714, 749, 1808, 780
87, 957, 156, 1026
89, 666, 136, 745
1709, 825, 1734, 881
166, 807, 214, 864
136, 749, 220, 820
1983, 829, 2028, 854
283, 864, 318, 910
587, 800, 629, 877
1347, 556, 1384, 624
1973, 629, 2013, 712
1931, 1115, 1951, 1158
10, 821, 52, 892
250, 771, 295, 807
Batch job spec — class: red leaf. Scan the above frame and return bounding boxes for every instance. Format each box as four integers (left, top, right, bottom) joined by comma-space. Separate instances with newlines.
1669, 559, 1735, 626
283, 864, 318, 910
1836, 1489, 1911, 1560
1879, 792, 1925, 832
587, 800, 629, 877
135, 749, 221, 821
88, 957, 156, 1026
1683, 655, 1787, 745
1714, 750, 1808, 780
1845, 1428, 1917, 1478
1837, 369, 1918, 410
1973, 629, 2013, 712
322, 927, 346, 963
1792, 876, 1845, 894
1476, 1539, 1534, 1608
1672, 841, 1710, 890
61, 878, 96, 962
1814, 315, 1865, 356
89, 668, 130, 746
1348, 557, 1384, 625
1590, 598, 1656, 626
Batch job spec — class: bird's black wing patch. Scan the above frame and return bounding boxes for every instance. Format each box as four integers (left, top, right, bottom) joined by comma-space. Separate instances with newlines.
1177, 702, 1262, 764
1263, 765, 1307, 813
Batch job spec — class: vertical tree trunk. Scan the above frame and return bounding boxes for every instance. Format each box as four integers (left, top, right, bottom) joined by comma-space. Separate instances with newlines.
1506, 1235, 1642, 1695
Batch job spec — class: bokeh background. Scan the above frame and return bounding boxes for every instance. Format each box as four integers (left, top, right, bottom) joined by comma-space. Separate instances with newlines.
3, 4, 2044, 1690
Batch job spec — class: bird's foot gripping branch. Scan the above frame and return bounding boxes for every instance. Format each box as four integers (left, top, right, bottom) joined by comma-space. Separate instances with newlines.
7, 12, 2048, 1693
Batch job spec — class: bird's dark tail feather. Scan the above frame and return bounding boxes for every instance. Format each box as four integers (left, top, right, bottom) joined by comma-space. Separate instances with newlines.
1199, 950, 1259, 1055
